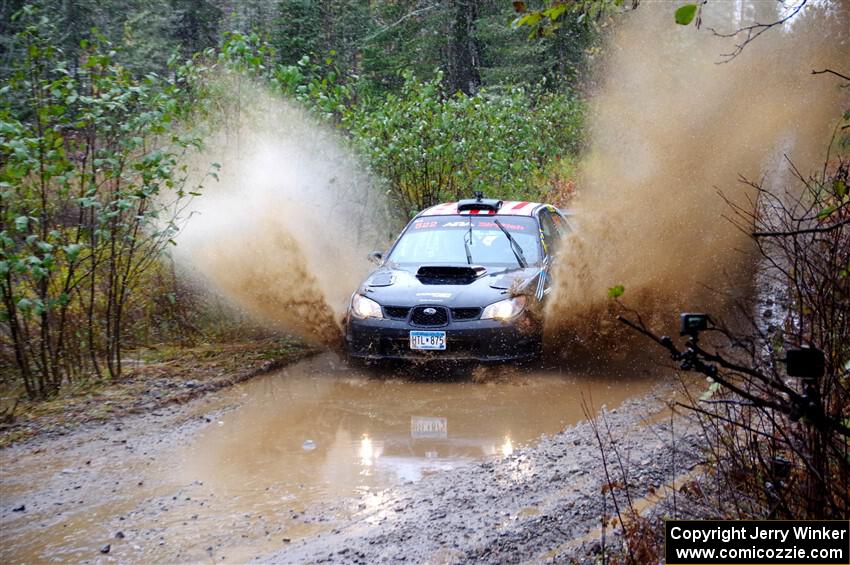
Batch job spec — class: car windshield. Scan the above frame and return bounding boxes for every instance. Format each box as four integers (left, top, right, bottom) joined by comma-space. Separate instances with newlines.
387, 215, 542, 266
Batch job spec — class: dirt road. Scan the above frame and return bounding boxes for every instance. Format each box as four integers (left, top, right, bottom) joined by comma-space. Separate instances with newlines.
0, 353, 700, 563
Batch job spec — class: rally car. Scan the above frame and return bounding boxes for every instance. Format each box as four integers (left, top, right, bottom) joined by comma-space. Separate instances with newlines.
344, 193, 570, 363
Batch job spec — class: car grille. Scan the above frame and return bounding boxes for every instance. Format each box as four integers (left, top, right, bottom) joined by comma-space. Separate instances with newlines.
382, 306, 479, 323
410, 306, 449, 326
451, 307, 481, 321
383, 306, 411, 320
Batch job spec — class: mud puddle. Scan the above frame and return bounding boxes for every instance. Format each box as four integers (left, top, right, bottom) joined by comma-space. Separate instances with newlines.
1, 353, 658, 564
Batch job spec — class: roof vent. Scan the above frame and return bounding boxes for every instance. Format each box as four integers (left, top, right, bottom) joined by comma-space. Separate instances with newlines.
457, 191, 503, 213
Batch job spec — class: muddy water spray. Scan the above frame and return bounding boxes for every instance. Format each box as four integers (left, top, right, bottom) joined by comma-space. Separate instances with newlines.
546, 2, 849, 356
175, 81, 390, 346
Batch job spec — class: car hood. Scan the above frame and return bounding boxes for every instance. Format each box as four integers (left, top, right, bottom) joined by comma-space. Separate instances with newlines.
358, 263, 541, 308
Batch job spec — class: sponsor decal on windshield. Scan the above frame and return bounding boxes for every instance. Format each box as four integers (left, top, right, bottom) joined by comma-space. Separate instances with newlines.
412, 218, 529, 231
476, 220, 526, 231
413, 220, 438, 229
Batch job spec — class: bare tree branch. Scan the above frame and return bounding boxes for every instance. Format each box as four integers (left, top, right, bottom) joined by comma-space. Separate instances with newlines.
706, 0, 808, 63
811, 68, 850, 83
360, 3, 439, 44
753, 215, 850, 238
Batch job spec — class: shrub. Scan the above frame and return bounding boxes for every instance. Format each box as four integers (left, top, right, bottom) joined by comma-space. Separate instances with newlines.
342, 71, 583, 217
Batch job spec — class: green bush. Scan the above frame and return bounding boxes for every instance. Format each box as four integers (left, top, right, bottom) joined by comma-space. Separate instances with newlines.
1, 10, 205, 396
341, 71, 583, 217
218, 33, 585, 219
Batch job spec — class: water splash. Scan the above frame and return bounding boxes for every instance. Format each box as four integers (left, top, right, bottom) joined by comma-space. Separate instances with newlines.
175, 79, 391, 346
545, 1, 849, 360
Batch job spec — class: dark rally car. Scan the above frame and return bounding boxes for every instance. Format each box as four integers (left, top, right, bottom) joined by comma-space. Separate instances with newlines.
344, 194, 570, 362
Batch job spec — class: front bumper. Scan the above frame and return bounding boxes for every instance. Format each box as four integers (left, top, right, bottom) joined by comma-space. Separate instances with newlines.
344, 313, 542, 363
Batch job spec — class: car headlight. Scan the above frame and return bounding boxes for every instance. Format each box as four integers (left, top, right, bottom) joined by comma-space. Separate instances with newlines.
481, 296, 527, 320
351, 293, 383, 319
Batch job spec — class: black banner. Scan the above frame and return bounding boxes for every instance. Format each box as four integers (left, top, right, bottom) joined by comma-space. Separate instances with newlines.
665, 520, 850, 564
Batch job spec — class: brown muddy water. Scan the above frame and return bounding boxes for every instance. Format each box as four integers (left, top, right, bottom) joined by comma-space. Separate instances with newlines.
0, 353, 659, 564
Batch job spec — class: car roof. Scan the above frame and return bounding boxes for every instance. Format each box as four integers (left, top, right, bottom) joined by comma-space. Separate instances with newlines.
418, 200, 546, 217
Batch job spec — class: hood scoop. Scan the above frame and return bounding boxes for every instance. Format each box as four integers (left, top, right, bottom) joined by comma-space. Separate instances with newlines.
416, 265, 486, 285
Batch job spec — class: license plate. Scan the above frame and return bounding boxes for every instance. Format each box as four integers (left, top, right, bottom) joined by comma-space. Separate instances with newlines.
409, 331, 446, 350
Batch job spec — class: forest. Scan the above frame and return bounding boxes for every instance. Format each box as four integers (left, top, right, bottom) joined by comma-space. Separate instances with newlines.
0, 0, 593, 396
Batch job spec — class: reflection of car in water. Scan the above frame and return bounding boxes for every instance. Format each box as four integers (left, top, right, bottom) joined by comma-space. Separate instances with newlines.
359, 416, 515, 482
344, 193, 570, 363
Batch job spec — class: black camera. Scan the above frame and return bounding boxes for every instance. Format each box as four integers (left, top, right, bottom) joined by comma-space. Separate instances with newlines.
679, 313, 709, 337
785, 347, 825, 380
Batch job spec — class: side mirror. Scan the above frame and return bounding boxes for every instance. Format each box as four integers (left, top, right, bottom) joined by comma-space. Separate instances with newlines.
367, 251, 383, 265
